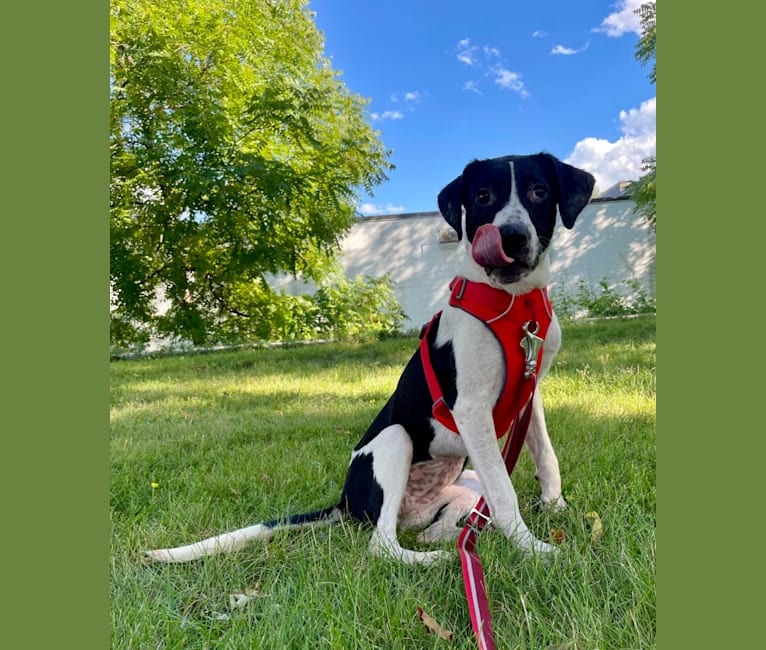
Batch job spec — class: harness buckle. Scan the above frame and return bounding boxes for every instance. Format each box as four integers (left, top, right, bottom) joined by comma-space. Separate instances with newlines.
453, 276, 467, 301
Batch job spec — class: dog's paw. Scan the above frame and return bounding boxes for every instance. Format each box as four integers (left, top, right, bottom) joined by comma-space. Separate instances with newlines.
541, 494, 568, 513
512, 531, 560, 558
530, 539, 559, 556
376, 544, 451, 566
369, 532, 451, 565
418, 549, 452, 565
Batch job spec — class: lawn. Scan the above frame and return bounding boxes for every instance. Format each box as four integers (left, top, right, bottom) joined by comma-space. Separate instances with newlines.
110, 316, 656, 649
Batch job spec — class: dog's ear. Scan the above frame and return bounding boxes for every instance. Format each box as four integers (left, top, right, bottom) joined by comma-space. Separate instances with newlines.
549, 156, 596, 229
437, 175, 464, 240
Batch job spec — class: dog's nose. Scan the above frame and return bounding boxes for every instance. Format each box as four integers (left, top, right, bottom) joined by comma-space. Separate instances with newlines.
498, 222, 529, 252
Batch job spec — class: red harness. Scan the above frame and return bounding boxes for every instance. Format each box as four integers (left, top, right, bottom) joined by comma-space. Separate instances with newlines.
419, 276, 552, 438
419, 276, 553, 650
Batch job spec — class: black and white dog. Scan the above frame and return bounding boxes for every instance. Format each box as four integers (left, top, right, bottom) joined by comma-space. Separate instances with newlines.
145, 153, 595, 565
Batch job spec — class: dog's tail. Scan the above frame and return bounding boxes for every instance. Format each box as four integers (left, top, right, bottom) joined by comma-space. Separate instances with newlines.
143, 505, 342, 563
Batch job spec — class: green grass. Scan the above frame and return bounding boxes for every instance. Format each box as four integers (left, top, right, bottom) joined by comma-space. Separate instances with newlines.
111, 316, 656, 649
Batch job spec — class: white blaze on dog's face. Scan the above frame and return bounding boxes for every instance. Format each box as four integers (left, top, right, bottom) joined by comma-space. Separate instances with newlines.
437, 153, 595, 289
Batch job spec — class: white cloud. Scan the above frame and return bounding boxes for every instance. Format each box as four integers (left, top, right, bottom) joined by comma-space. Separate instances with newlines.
358, 202, 406, 216
457, 38, 501, 66
551, 44, 578, 55
551, 40, 590, 56
463, 80, 482, 95
457, 42, 479, 65
492, 67, 530, 98
390, 91, 422, 103
370, 110, 404, 122
565, 97, 656, 193
619, 98, 656, 136
456, 39, 528, 97
594, 0, 645, 37
532, 30, 549, 39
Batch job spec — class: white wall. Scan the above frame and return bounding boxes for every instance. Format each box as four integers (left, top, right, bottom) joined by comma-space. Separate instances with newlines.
337, 212, 462, 328
336, 198, 655, 329
548, 199, 656, 301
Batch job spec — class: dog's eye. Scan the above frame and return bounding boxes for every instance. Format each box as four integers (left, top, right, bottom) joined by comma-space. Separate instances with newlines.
476, 189, 492, 205
529, 184, 548, 202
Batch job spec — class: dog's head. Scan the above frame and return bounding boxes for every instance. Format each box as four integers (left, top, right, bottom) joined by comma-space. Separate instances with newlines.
437, 153, 595, 286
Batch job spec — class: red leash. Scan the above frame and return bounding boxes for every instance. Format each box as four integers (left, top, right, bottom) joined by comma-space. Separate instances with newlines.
457, 375, 537, 650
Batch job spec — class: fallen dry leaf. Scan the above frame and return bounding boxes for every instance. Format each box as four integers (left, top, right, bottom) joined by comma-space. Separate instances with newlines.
549, 528, 566, 545
228, 586, 268, 611
416, 607, 453, 640
585, 511, 603, 541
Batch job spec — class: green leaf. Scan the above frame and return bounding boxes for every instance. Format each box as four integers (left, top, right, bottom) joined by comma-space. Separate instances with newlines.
110, 0, 393, 347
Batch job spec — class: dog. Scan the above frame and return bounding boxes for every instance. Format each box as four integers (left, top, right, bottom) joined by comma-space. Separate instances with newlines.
145, 152, 595, 565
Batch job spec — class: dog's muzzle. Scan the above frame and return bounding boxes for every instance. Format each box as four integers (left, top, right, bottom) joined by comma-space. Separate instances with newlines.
472, 223, 516, 267
471, 223, 535, 282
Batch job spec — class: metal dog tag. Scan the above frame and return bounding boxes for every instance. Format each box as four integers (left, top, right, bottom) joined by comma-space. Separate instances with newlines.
520, 321, 544, 379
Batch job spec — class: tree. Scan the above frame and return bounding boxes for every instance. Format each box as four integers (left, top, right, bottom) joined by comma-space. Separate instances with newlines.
110, 0, 392, 346
634, 2, 656, 85
630, 155, 655, 228
630, 2, 656, 228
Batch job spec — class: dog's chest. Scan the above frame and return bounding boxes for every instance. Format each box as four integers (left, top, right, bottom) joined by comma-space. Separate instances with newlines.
429, 282, 552, 438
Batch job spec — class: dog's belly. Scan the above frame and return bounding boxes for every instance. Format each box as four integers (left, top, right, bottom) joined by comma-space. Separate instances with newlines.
399, 456, 466, 515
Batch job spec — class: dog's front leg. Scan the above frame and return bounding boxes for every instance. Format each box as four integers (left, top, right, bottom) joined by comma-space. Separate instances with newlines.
523, 312, 566, 511
454, 404, 556, 556
524, 388, 567, 511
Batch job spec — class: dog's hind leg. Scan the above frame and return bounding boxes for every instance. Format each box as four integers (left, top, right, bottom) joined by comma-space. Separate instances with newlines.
344, 424, 449, 565
414, 483, 479, 543
524, 388, 567, 511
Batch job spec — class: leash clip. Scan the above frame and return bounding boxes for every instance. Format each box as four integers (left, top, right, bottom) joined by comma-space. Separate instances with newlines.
466, 507, 493, 534
520, 320, 544, 379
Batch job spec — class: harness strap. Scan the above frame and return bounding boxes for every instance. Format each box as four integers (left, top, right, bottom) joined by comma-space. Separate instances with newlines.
419, 312, 453, 427
457, 374, 538, 650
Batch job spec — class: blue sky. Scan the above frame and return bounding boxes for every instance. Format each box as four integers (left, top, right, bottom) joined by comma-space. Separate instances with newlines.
308, 0, 656, 215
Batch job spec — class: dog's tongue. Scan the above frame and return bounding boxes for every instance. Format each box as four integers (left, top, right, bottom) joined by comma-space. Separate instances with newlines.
471, 224, 515, 267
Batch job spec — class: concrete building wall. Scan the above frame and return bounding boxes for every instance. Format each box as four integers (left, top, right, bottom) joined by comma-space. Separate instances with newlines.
335, 197, 655, 329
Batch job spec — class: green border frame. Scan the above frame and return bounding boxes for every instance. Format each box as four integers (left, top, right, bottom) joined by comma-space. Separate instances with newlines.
661, 3, 762, 647
4, 3, 108, 648
9, 1, 760, 647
